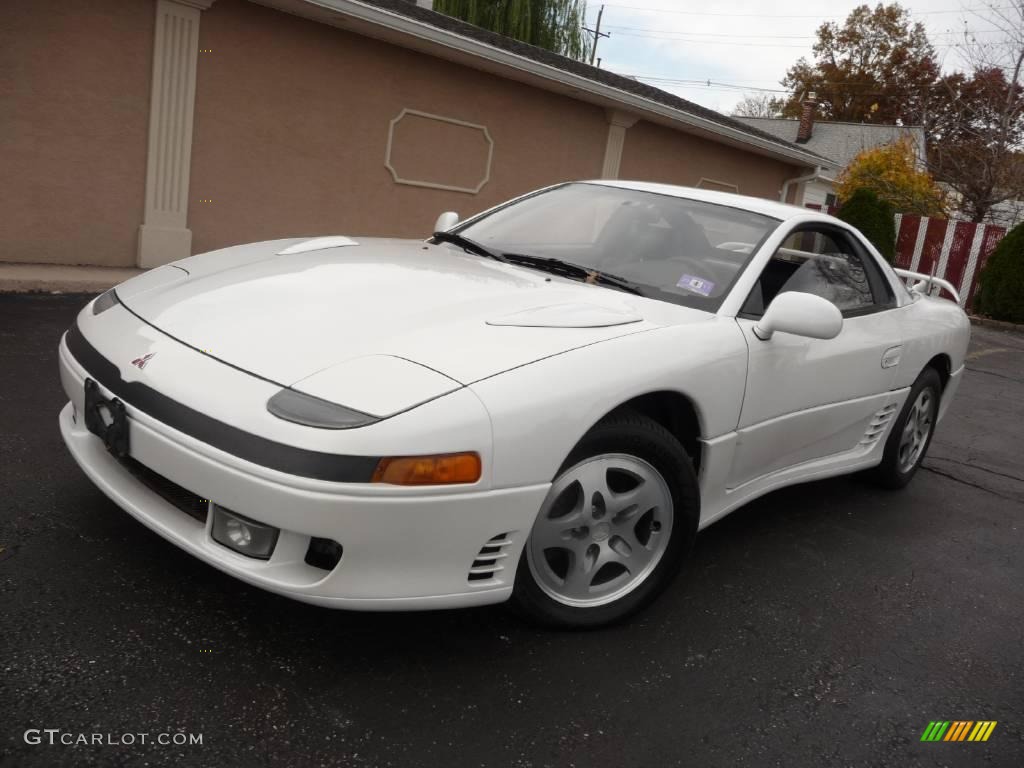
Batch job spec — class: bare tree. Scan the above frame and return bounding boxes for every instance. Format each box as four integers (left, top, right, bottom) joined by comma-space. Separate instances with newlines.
929, 0, 1024, 222
732, 93, 785, 118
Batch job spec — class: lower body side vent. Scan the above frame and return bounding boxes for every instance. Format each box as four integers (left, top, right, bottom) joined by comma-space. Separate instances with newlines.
468, 532, 514, 583
860, 403, 900, 447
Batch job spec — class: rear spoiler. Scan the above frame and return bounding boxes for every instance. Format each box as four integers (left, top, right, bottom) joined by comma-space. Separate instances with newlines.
894, 267, 960, 304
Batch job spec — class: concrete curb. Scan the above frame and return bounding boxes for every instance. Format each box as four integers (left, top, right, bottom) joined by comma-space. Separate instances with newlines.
0, 262, 143, 294
968, 315, 1024, 333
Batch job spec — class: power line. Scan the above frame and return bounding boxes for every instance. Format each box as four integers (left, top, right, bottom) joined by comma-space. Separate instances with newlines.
601, 24, 1003, 39
589, 4, 1013, 19
599, 29, 989, 49
631, 77, 790, 93
602, 25, 814, 39
630, 77, 787, 94
626, 74, 987, 94
605, 32, 810, 48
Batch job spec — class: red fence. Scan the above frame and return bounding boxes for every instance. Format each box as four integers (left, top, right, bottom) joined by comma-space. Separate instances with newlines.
809, 206, 1006, 310
891, 214, 1005, 310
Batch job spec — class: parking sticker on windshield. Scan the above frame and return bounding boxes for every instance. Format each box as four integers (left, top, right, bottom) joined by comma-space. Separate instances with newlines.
677, 274, 715, 297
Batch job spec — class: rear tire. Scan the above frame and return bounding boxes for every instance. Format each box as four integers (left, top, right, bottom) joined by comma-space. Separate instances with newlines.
870, 367, 942, 489
511, 409, 700, 629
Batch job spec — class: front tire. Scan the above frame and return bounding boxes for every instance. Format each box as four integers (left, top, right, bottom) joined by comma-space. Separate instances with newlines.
870, 367, 942, 489
512, 409, 700, 628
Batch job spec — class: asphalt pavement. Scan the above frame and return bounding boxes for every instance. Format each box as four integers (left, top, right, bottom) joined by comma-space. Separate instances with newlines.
2, 293, 1022, 768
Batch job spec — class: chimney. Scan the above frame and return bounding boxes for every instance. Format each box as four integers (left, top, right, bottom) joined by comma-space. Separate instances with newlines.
796, 92, 817, 144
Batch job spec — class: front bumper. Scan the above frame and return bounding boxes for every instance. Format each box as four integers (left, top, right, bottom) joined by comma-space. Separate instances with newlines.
58, 334, 548, 610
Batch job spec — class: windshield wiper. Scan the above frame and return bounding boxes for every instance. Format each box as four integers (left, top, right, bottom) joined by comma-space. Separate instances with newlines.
501, 253, 646, 296
432, 238, 646, 296
432, 231, 508, 263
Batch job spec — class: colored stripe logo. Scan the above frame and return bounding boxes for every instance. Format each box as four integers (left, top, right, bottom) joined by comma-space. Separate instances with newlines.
921, 721, 997, 742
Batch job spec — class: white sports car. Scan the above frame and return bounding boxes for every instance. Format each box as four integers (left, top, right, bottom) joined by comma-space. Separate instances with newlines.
59, 181, 970, 627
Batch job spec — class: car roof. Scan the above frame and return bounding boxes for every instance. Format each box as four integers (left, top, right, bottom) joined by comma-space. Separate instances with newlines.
581, 179, 819, 222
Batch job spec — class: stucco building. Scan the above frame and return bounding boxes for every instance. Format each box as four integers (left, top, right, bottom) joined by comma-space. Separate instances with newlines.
3, 0, 835, 271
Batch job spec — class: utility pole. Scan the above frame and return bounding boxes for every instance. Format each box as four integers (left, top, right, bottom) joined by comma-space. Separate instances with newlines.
585, 4, 609, 66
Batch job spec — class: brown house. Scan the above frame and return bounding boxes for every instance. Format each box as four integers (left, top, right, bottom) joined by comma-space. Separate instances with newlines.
2, 0, 835, 270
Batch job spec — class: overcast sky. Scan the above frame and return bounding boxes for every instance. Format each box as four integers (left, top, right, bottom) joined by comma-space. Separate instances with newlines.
584, 0, 1005, 116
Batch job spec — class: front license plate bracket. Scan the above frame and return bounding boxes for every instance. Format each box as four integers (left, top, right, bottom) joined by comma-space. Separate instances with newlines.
84, 378, 130, 458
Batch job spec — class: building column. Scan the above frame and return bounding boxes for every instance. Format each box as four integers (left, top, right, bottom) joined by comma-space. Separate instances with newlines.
138, 0, 216, 268
600, 110, 638, 179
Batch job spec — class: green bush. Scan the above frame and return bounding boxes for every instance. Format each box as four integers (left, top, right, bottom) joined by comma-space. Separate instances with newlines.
837, 188, 896, 263
976, 221, 1024, 323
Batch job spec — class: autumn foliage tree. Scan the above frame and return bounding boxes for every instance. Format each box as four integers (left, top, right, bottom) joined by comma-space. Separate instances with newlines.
928, 0, 1024, 222
779, 2, 1023, 223
780, 3, 939, 125
837, 138, 947, 216
929, 68, 1024, 221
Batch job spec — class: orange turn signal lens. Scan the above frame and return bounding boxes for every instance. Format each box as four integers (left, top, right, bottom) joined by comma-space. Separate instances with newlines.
372, 452, 482, 485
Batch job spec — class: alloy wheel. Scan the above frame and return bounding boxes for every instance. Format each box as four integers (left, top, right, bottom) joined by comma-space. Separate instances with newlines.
897, 389, 934, 473
526, 454, 673, 608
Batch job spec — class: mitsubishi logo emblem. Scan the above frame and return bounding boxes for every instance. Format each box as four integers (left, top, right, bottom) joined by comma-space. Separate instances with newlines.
131, 353, 156, 370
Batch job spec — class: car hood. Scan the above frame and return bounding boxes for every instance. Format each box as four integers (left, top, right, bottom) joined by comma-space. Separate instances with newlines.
115, 236, 705, 387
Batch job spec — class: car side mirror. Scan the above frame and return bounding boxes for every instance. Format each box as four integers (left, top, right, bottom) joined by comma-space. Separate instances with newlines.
753, 291, 843, 341
434, 211, 459, 233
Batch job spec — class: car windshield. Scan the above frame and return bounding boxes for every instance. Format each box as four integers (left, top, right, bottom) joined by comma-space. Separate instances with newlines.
454, 182, 781, 311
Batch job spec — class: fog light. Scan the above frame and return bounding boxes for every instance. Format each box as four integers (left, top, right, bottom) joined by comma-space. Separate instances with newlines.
304, 537, 343, 571
211, 506, 279, 560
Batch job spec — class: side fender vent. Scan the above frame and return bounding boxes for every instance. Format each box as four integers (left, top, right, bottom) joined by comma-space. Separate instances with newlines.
467, 532, 513, 583
860, 403, 899, 447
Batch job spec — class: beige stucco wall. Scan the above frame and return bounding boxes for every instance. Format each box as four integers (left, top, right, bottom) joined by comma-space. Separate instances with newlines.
1, 0, 814, 269
619, 120, 804, 202
187, 0, 609, 253
1, 0, 153, 267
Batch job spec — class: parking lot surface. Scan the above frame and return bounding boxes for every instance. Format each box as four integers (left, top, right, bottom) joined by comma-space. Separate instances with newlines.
2, 293, 1022, 767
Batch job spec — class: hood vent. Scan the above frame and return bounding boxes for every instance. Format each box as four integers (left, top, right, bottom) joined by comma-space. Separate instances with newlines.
276, 236, 358, 255
487, 302, 642, 328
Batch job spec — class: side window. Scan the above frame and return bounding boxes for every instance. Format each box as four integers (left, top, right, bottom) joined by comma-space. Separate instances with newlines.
741, 227, 885, 317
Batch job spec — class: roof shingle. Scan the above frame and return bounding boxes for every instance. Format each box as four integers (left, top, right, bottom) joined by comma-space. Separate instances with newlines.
733, 117, 926, 169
